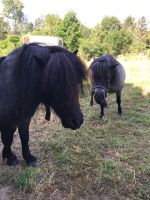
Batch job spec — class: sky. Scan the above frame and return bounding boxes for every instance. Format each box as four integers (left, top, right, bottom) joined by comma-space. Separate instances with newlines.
0, 0, 150, 28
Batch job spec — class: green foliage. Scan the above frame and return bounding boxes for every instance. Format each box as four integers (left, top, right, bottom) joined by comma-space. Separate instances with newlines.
100, 16, 122, 31
0, 5, 150, 57
80, 17, 133, 57
99, 17, 133, 55
0, 17, 10, 40
81, 25, 92, 38
79, 36, 103, 59
20, 21, 34, 34
32, 14, 62, 36
122, 16, 148, 53
136, 16, 148, 43
2, 0, 25, 34
129, 41, 146, 53
9, 35, 19, 43
123, 15, 137, 32
34, 17, 45, 29
44, 14, 62, 36
0, 34, 21, 56
101, 29, 133, 55
58, 11, 82, 51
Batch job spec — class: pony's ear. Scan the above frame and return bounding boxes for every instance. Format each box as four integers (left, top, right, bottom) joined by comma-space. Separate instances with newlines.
73, 49, 78, 55
110, 55, 119, 69
34, 54, 48, 67
112, 63, 118, 68
0, 56, 6, 64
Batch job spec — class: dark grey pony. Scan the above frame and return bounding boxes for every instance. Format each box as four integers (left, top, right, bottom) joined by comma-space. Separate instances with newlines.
89, 54, 125, 119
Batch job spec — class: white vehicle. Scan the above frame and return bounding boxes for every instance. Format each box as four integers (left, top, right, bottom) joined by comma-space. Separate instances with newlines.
22, 35, 63, 46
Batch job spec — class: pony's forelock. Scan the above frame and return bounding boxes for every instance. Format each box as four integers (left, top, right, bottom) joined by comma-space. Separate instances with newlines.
39, 46, 87, 103
90, 54, 120, 82
10, 43, 86, 105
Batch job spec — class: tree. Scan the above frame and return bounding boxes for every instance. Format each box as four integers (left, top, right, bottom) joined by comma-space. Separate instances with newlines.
19, 21, 34, 34
43, 14, 62, 36
80, 16, 133, 57
0, 16, 11, 40
80, 24, 91, 38
136, 16, 148, 43
100, 16, 122, 31
99, 16, 133, 55
32, 15, 61, 36
31, 17, 45, 35
102, 30, 133, 55
2, 0, 25, 34
79, 34, 102, 59
58, 11, 82, 51
34, 17, 45, 29
123, 15, 136, 32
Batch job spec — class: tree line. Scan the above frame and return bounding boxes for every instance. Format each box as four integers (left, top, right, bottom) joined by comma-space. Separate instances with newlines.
0, 0, 150, 58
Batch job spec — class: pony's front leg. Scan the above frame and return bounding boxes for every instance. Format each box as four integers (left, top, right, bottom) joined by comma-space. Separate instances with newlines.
18, 119, 37, 167
90, 90, 94, 106
99, 105, 104, 119
1, 126, 19, 166
116, 91, 123, 115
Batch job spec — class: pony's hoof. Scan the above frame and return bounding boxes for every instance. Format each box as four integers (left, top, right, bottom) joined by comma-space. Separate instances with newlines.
99, 115, 104, 120
118, 112, 123, 116
27, 161, 37, 167
25, 155, 37, 167
90, 102, 93, 106
7, 155, 19, 166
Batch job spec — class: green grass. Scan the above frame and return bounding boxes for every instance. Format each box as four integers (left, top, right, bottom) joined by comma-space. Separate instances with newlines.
14, 167, 41, 192
0, 170, 13, 184
0, 57, 150, 199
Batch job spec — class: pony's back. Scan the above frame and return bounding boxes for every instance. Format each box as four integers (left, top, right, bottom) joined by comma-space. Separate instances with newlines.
107, 64, 125, 93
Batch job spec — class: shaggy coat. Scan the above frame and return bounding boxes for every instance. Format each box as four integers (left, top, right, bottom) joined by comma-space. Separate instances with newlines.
0, 44, 86, 166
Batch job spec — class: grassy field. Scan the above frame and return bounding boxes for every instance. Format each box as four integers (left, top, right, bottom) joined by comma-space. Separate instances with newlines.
0, 56, 150, 200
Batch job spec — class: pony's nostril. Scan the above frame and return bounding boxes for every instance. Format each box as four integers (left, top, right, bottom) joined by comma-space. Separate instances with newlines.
71, 118, 83, 128
71, 119, 79, 127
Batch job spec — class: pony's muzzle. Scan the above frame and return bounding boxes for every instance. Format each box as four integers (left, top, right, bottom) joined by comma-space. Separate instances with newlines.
70, 118, 84, 130
62, 116, 84, 130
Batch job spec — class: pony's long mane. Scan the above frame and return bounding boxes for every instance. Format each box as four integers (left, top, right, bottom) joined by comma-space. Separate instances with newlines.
9, 43, 86, 104
90, 54, 119, 82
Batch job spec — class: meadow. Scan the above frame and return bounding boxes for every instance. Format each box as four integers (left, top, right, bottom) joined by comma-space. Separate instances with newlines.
0, 55, 150, 200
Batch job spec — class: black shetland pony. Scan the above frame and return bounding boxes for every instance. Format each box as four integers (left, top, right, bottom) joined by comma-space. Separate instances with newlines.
0, 43, 86, 166
89, 54, 125, 119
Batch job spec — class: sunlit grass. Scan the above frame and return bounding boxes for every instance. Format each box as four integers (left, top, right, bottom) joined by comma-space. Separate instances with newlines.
119, 55, 150, 95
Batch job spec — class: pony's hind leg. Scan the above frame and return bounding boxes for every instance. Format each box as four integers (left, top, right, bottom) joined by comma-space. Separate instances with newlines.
1, 126, 19, 166
99, 105, 105, 119
18, 119, 37, 167
116, 91, 123, 115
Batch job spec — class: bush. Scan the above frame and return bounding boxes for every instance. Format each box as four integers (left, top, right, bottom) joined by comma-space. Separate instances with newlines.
0, 34, 22, 56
